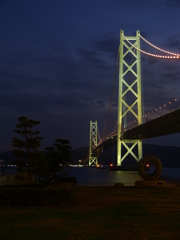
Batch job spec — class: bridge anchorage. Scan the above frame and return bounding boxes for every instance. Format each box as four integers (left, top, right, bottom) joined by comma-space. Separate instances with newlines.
89, 30, 180, 180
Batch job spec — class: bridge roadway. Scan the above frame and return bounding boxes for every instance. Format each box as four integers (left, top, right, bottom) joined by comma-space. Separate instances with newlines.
92, 108, 180, 156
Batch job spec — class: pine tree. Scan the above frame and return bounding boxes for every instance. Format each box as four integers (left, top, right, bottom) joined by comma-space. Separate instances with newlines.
53, 138, 72, 165
45, 138, 72, 182
12, 116, 43, 183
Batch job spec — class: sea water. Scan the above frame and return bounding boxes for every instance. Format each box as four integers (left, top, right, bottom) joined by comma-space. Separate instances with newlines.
68, 167, 180, 186
1, 166, 180, 186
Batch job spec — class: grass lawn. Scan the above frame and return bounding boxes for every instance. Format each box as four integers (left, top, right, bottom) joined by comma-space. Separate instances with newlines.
1, 186, 180, 239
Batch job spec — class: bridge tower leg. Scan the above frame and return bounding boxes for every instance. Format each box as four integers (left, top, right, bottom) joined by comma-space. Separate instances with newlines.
117, 30, 142, 166
89, 120, 98, 166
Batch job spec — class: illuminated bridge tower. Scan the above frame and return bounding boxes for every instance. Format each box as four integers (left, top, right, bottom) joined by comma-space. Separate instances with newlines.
89, 120, 98, 166
117, 30, 142, 166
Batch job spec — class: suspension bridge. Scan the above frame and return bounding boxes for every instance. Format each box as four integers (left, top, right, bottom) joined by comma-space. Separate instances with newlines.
88, 30, 180, 171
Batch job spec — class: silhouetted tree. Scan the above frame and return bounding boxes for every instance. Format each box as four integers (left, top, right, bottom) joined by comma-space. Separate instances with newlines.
45, 138, 72, 182
12, 116, 43, 183
53, 138, 72, 165
31, 151, 49, 182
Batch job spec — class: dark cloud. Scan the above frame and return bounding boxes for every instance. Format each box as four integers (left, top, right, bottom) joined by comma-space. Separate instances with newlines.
161, 72, 177, 81
93, 34, 119, 61
112, 102, 118, 107
157, 85, 164, 90
161, 63, 179, 72
166, 0, 180, 7
53, 95, 97, 110
147, 58, 159, 65
142, 55, 160, 66
163, 35, 180, 54
76, 48, 107, 66
96, 100, 106, 108
113, 0, 161, 9
142, 69, 151, 75
166, 39, 180, 49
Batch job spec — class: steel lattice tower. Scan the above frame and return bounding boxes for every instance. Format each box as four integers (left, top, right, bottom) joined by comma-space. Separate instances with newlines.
117, 30, 142, 166
89, 120, 98, 166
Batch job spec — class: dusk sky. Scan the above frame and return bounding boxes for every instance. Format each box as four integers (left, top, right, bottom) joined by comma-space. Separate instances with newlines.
1, 0, 180, 152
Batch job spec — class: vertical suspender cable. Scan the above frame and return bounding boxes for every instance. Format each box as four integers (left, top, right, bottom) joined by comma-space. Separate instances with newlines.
168, 58, 169, 112
101, 49, 120, 141
177, 59, 178, 109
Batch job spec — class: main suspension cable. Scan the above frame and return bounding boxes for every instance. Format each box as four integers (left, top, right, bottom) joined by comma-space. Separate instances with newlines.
138, 33, 180, 56
101, 48, 120, 141
123, 35, 180, 59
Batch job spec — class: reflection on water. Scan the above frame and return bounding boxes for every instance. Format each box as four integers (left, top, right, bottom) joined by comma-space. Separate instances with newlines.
68, 167, 180, 186
68, 167, 142, 186
1, 166, 180, 186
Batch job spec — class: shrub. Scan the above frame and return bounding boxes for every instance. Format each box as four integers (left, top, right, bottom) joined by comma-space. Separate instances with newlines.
0, 187, 74, 207
0, 183, 45, 188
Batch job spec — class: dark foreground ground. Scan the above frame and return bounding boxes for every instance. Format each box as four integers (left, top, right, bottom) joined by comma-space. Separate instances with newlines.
1, 186, 180, 240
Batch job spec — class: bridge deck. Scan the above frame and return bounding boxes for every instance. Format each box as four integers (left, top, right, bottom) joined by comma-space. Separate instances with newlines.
122, 109, 180, 140
92, 109, 180, 155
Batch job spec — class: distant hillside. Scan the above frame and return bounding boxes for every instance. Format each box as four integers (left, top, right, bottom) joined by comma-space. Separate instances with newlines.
70, 144, 180, 168
70, 146, 89, 164
1, 144, 180, 167
0, 148, 89, 165
0, 151, 19, 163
143, 144, 180, 168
